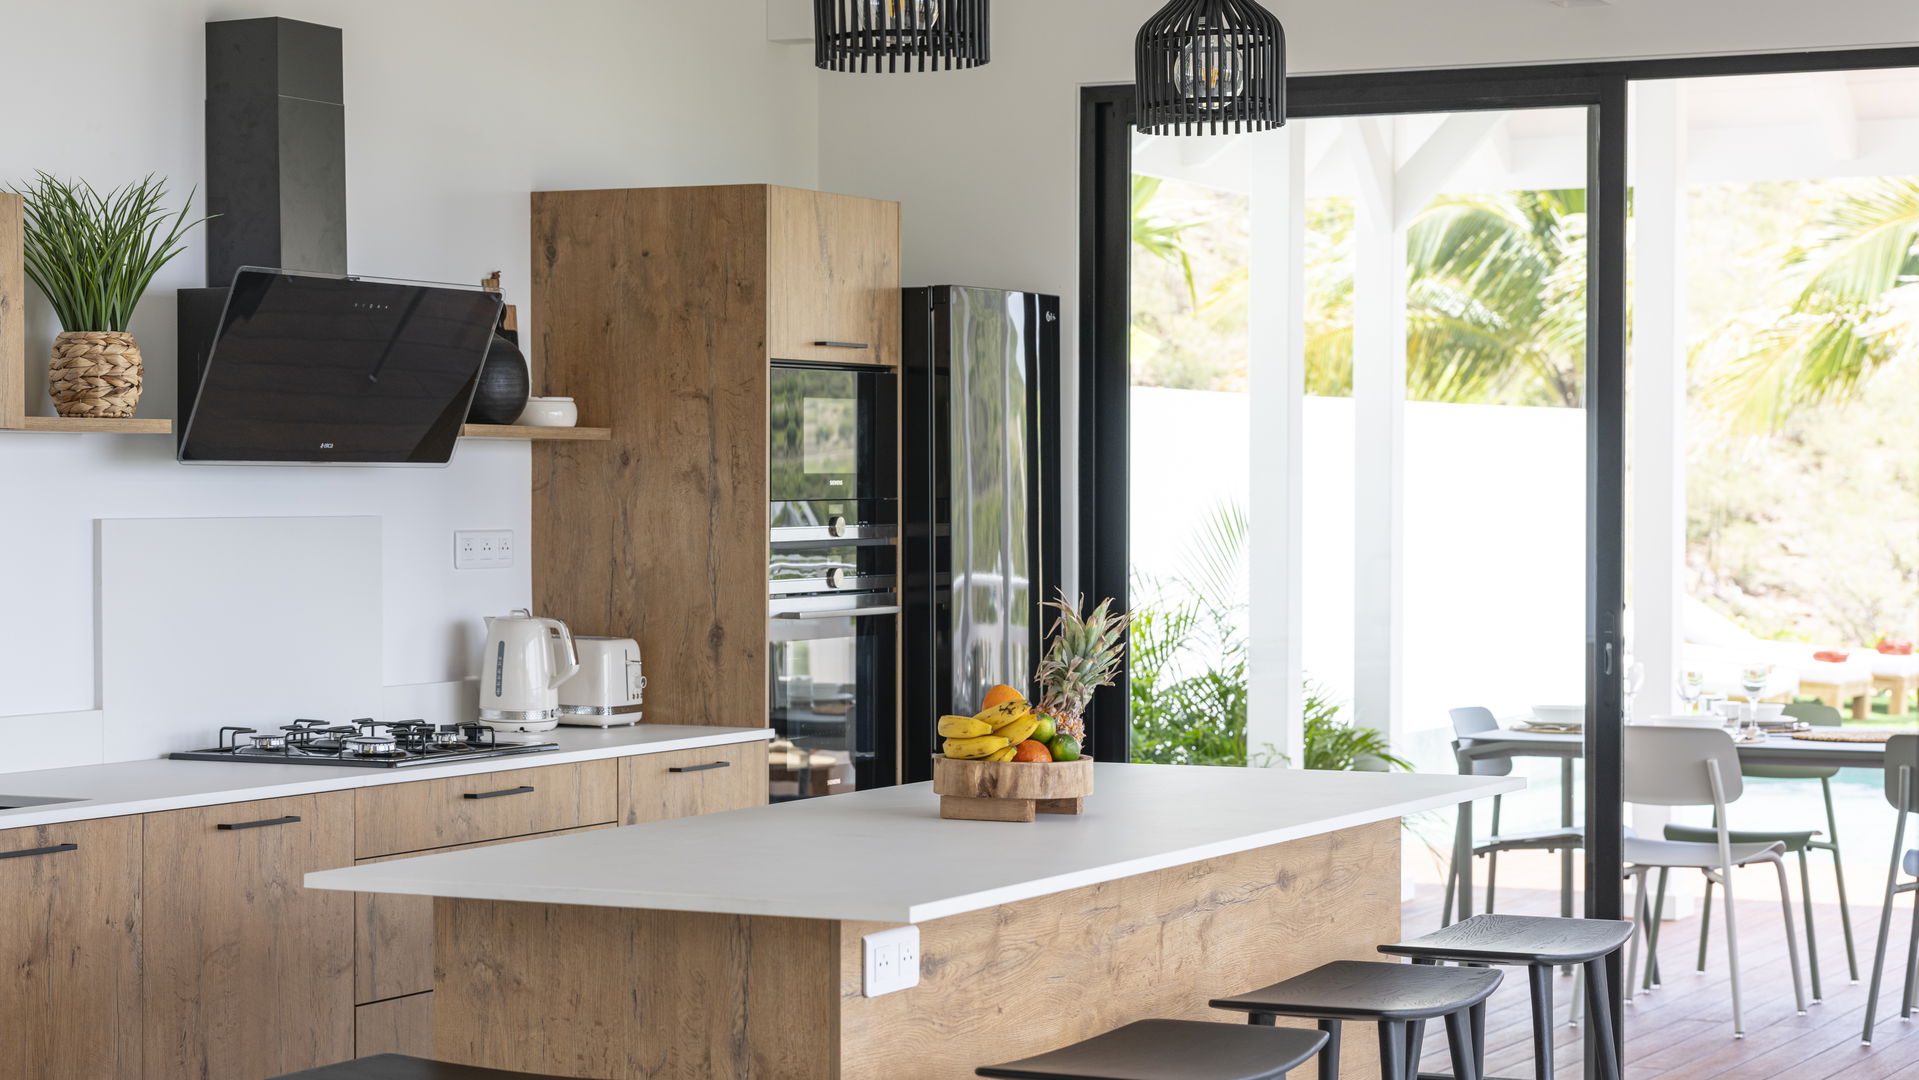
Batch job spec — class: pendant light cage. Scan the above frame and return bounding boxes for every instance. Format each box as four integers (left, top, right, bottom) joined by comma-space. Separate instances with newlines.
815, 0, 990, 73
1135, 0, 1286, 135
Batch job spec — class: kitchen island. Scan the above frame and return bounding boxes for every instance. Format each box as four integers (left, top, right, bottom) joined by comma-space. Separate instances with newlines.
308, 763, 1519, 1079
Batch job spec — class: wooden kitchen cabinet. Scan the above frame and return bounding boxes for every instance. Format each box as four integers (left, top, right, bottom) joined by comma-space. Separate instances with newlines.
767, 185, 901, 367
620, 740, 769, 825
0, 816, 142, 1080
140, 791, 355, 1080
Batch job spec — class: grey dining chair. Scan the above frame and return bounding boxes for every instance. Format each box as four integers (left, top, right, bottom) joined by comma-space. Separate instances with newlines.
1861, 733, 1919, 1045
1644, 701, 1858, 999
1623, 724, 1808, 1037
1442, 707, 1585, 926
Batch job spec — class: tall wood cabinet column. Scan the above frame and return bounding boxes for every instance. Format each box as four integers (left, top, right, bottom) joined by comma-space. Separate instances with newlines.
530, 184, 901, 731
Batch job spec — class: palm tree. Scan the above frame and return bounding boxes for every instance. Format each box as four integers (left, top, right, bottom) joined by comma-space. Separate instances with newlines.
1403, 189, 1586, 406
1702, 177, 1919, 432
1132, 176, 1203, 309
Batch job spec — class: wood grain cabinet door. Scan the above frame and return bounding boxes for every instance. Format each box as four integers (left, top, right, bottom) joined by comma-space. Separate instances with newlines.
140, 792, 355, 1080
0, 816, 142, 1080
767, 186, 902, 367
620, 742, 770, 825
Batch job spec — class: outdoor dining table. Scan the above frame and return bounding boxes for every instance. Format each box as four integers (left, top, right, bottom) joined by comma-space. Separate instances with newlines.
1449, 724, 1893, 919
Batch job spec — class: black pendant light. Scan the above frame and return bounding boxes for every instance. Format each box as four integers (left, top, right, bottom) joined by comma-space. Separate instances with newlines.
815, 0, 989, 73
1135, 0, 1286, 135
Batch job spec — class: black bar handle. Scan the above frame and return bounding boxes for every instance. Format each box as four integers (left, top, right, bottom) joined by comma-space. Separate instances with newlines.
464, 785, 536, 800
217, 815, 302, 831
812, 340, 870, 349
669, 761, 732, 774
0, 842, 77, 860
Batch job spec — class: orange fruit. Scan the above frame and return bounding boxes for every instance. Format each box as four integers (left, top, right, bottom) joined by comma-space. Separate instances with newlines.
981, 683, 1025, 711
1012, 739, 1053, 763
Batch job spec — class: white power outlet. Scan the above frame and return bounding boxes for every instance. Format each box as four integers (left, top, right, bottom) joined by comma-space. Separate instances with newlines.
454, 530, 515, 570
861, 925, 920, 997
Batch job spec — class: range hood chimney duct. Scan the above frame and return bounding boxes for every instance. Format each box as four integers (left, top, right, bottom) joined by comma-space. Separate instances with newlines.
203, 16, 347, 284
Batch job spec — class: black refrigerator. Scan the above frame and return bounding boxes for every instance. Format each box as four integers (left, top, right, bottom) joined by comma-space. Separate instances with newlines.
901, 286, 1062, 782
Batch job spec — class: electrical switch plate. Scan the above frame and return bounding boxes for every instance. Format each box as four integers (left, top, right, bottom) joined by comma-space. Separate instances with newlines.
454, 530, 514, 570
861, 925, 920, 997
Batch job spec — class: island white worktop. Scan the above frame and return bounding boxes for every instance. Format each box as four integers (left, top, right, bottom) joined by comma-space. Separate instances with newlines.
0, 725, 773, 828
307, 762, 1520, 924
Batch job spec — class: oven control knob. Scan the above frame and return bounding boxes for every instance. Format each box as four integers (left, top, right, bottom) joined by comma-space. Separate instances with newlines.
828, 516, 848, 538
826, 567, 847, 589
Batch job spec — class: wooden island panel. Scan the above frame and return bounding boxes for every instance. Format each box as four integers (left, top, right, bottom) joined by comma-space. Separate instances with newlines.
431, 819, 1399, 1079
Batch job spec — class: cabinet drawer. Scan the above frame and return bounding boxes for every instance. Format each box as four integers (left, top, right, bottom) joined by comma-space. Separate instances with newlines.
0, 816, 142, 1080
356, 823, 611, 1003
355, 759, 617, 859
355, 993, 433, 1059
620, 741, 769, 825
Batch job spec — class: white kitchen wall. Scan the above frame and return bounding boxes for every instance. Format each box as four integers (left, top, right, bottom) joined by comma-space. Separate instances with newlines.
810, 0, 1919, 591
0, 1, 820, 762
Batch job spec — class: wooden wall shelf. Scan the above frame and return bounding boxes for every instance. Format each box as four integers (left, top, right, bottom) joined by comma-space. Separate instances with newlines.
461, 424, 611, 441
5, 417, 173, 434
0, 420, 610, 440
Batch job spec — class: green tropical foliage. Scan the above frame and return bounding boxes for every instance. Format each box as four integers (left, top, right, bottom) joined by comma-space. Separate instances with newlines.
1132, 176, 1204, 309
1127, 500, 1411, 771
1298, 189, 1587, 405
1130, 501, 1247, 766
12, 172, 211, 332
1702, 177, 1919, 432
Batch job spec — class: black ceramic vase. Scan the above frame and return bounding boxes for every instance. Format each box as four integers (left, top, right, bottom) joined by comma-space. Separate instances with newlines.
467, 333, 531, 424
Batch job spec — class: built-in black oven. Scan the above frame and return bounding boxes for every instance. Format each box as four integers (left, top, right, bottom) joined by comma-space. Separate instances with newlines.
768, 360, 898, 800
769, 362, 896, 542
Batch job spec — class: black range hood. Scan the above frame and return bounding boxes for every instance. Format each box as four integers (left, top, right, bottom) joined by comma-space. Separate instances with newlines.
177, 17, 495, 466
178, 269, 499, 465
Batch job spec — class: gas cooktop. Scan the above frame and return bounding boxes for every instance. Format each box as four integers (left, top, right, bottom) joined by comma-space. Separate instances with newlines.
170, 719, 560, 769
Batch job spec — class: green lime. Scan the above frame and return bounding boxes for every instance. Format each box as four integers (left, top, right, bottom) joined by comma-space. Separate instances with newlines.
1049, 734, 1081, 762
1032, 714, 1057, 743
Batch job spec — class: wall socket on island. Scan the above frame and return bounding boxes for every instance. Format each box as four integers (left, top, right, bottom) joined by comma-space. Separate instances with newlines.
454, 530, 514, 570
861, 925, 920, 997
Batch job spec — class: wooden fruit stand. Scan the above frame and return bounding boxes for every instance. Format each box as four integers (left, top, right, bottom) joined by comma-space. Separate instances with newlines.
932, 756, 1094, 822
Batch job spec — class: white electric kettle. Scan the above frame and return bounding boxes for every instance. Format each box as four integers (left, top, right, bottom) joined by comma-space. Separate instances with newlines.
478, 609, 580, 733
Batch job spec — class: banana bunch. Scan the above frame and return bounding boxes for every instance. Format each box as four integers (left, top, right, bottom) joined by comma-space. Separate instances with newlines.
940, 701, 1039, 761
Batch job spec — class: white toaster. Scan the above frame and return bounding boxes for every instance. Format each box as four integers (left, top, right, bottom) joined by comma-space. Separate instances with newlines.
557, 636, 646, 726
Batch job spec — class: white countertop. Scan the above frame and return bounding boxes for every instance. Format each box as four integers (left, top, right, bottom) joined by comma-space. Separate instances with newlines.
306, 763, 1520, 924
0, 725, 773, 828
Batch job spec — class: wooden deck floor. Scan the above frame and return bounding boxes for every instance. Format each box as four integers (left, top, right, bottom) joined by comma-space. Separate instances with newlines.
1403, 865, 1919, 1080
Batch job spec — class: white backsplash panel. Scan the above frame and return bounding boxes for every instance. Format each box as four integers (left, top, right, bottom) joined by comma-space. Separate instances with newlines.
99, 516, 384, 760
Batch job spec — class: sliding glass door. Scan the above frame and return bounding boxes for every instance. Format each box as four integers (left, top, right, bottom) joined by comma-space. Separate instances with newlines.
1080, 72, 1629, 1071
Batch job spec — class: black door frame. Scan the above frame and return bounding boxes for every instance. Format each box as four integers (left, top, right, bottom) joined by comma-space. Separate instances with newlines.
1079, 45, 1919, 1074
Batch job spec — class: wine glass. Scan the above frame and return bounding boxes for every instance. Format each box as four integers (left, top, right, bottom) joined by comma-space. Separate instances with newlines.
1739, 663, 1770, 739
1678, 668, 1705, 714
1623, 662, 1645, 723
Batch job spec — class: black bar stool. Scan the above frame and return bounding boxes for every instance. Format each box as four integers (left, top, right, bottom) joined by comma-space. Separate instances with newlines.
1210, 960, 1503, 1080
268, 1054, 574, 1080
976, 1018, 1329, 1080
1379, 913, 1631, 1080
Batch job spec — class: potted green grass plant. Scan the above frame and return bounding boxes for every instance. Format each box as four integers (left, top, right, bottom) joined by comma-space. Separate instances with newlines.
13, 173, 210, 418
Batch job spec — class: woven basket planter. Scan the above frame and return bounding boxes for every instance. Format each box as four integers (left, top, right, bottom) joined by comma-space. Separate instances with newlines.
50, 331, 143, 418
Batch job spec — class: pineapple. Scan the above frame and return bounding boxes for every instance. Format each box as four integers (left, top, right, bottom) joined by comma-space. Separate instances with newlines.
1034, 593, 1128, 744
